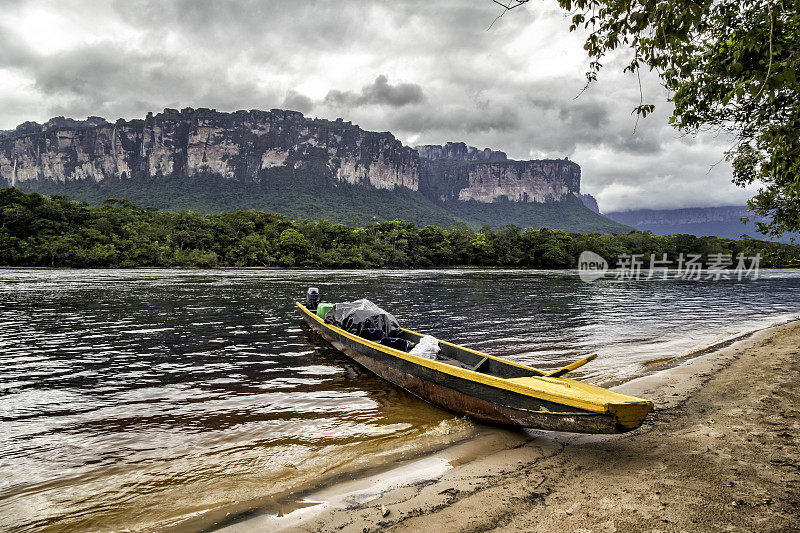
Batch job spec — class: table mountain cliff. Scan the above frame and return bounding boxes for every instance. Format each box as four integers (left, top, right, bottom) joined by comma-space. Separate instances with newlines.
0, 108, 418, 191
0, 108, 626, 233
416, 141, 584, 204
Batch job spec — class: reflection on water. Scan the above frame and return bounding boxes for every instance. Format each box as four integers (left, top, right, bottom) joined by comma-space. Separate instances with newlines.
1, 269, 798, 531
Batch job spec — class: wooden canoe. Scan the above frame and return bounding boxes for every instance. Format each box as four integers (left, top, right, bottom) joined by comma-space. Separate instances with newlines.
297, 303, 653, 434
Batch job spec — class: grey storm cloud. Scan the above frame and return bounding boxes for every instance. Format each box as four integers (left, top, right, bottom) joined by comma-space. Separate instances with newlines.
324, 75, 424, 108
387, 104, 520, 135
282, 90, 315, 114
0, 0, 751, 211
1, 37, 279, 123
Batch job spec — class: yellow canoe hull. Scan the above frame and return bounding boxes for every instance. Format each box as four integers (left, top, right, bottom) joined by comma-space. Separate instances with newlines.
298, 303, 653, 434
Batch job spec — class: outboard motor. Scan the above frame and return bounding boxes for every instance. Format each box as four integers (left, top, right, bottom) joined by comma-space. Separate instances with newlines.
305, 287, 321, 311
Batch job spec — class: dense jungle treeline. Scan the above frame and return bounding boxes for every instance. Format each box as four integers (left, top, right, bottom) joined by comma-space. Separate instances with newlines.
1, 188, 799, 269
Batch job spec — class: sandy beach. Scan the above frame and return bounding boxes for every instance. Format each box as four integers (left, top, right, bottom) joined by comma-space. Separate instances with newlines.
217, 320, 800, 532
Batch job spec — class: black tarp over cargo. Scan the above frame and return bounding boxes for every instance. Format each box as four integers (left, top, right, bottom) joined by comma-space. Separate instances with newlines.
325, 299, 401, 337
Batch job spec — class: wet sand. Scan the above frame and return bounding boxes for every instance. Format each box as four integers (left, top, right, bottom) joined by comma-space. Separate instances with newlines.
218, 321, 800, 532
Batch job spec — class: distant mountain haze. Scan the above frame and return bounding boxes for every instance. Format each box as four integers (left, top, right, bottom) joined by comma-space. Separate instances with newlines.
0, 107, 628, 233
605, 206, 798, 243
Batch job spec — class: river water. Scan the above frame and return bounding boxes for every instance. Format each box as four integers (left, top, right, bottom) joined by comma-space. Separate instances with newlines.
1, 268, 799, 531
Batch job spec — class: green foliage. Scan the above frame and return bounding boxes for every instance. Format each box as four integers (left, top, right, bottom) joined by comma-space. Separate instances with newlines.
443, 194, 629, 234
2, 188, 799, 268
18, 171, 459, 229
16, 172, 631, 234
500, 0, 799, 237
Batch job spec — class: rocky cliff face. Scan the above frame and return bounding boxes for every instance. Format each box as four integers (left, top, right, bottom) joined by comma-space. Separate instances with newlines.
415, 142, 507, 162
1, 112, 589, 209
0, 108, 418, 191
579, 193, 599, 213
415, 143, 581, 204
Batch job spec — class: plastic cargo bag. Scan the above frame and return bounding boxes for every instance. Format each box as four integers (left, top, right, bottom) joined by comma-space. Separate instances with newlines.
360, 328, 386, 342
409, 335, 440, 359
380, 337, 415, 352
316, 302, 334, 319
325, 299, 401, 337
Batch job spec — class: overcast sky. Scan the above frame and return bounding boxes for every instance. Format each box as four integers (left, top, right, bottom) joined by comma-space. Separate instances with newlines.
0, 0, 755, 212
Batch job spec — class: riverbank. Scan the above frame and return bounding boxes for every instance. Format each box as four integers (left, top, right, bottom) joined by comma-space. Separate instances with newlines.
218, 320, 800, 532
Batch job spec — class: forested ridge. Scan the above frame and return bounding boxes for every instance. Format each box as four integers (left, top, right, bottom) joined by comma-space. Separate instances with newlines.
12, 172, 630, 234
2, 188, 799, 269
